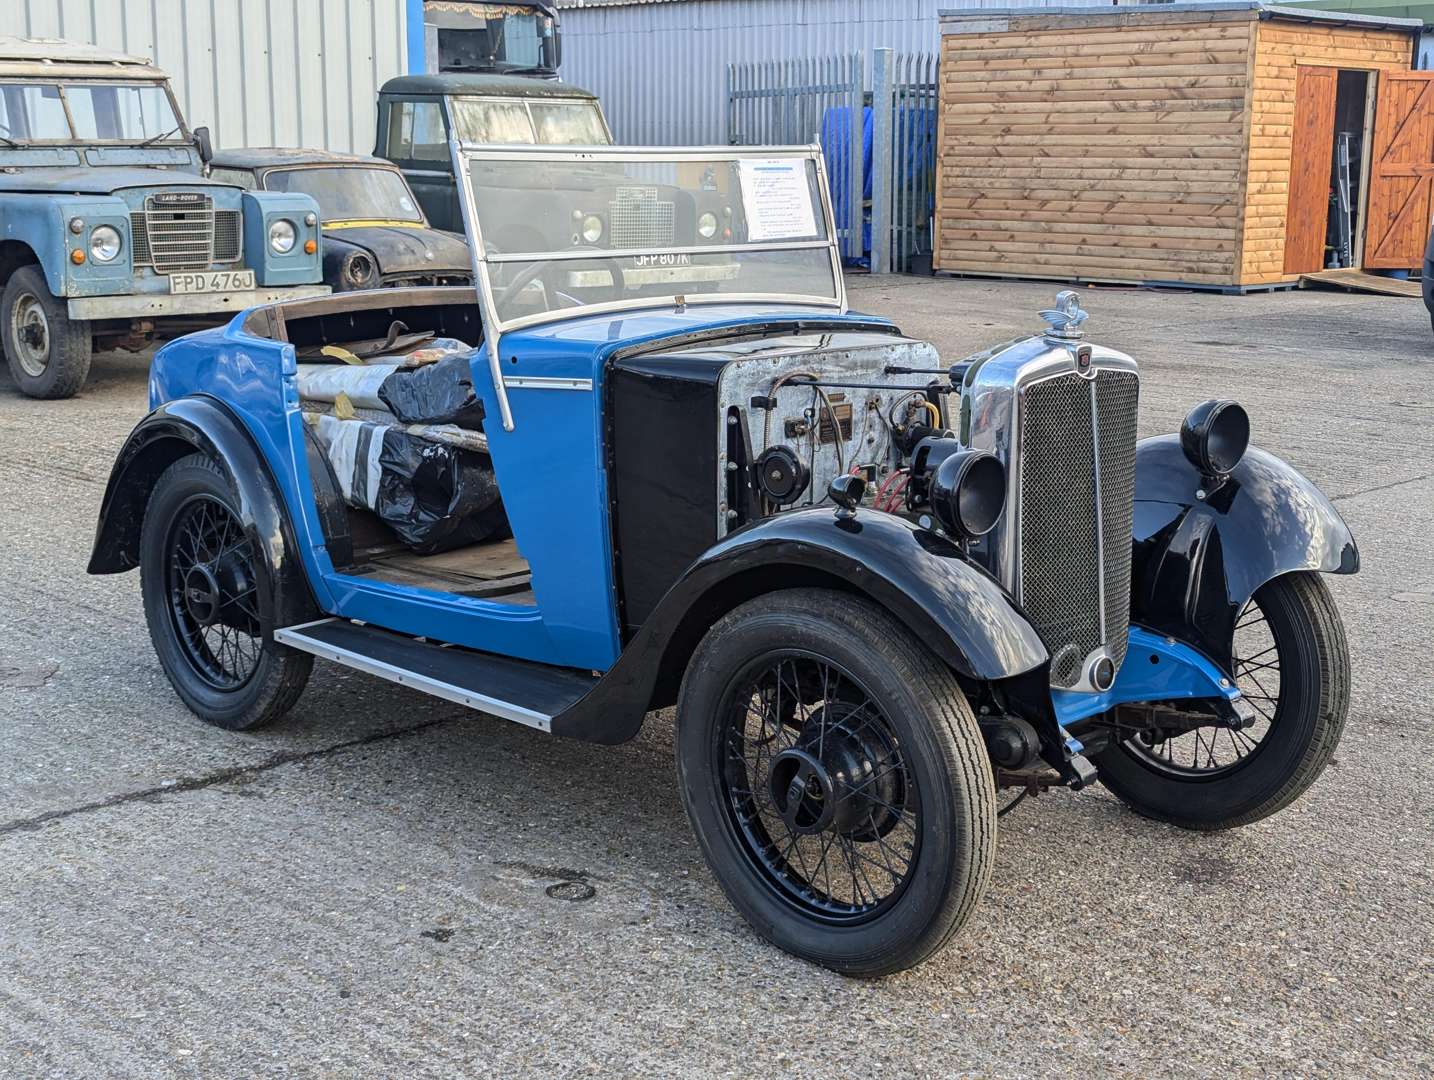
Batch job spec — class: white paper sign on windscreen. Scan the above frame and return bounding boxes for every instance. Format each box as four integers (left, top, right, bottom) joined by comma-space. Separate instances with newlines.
738, 158, 818, 242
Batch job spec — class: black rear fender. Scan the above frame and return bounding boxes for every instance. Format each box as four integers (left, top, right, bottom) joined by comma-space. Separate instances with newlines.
88, 396, 318, 630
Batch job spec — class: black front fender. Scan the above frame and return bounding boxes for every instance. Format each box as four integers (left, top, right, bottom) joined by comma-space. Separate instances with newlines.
551, 507, 1049, 744
87, 396, 317, 627
1132, 435, 1358, 670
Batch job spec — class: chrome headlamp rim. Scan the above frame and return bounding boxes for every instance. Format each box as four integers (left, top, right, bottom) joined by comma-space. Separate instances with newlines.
268, 218, 297, 255
89, 224, 122, 263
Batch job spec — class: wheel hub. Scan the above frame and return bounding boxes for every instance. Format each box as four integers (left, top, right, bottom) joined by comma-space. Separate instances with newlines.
182, 564, 222, 626
12, 293, 50, 378
766, 707, 907, 839
768, 748, 837, 835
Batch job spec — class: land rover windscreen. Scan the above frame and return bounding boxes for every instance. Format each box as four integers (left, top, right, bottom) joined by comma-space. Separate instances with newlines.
455, 145, 844, 330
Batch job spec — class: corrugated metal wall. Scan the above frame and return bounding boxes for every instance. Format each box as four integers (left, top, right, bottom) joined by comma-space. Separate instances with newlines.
18, 0, 408, 154
559, 0, 1107, 145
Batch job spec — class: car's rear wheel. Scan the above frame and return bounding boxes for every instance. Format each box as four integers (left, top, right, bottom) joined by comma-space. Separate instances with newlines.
1096, 572, 1349, 830
676, 589, 996, 977
140, 453, 311, 730
2, 266, 93, 399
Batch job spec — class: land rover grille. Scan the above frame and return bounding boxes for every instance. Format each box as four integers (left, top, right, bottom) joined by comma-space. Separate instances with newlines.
608, 186, 675, 248
1016, 370, 1139, 688
130, 193, 242, 273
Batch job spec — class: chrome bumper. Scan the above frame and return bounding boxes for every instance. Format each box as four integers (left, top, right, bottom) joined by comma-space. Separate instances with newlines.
68, 285, 331, 320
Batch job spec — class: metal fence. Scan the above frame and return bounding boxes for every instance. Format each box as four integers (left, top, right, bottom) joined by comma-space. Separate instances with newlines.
726, 48, 938, 274
727, 55, 864, 262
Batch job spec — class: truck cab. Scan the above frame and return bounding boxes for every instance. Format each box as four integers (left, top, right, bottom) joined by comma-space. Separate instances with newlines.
0, 37, 327, 399
375, 73, 609, 232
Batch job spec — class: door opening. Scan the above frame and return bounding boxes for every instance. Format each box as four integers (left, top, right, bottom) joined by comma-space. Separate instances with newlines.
1329, 70, 1372, 269
1284, 66, 1375, 276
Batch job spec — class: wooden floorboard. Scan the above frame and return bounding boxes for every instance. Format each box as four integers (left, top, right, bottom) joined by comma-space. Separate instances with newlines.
1300, 269, 1423, 298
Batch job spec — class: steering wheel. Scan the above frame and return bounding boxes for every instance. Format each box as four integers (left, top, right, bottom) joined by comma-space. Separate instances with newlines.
494, 247, 628, 308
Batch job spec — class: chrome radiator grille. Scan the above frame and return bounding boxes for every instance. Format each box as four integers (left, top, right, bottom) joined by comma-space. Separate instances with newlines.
1017, 370, 1139, 687
608, 186, 675, 248
130, 194, 242, 273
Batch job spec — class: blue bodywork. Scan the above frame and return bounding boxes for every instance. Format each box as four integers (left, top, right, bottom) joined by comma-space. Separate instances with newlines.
144, 299, 1246, 716
1056, 627, 1241, 729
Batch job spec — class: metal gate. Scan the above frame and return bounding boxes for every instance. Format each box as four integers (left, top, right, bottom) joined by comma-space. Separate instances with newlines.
726, 48, 938, 274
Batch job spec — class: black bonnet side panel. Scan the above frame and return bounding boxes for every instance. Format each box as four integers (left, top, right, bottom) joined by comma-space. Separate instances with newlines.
608, 354, 728, 636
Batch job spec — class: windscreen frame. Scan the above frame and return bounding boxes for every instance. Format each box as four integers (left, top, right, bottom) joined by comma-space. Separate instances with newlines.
451, 142, 848, 432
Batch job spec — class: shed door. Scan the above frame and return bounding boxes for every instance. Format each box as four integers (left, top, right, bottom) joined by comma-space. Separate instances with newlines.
1363, 71, 1434, 270
1284, 66, 1338, 276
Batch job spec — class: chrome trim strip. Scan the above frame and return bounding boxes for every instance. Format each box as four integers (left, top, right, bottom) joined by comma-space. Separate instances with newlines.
274, 620, 552, 732
1089, 378, 1108, 641
494, 293, 843, 335
505, 376, 593, 391
486, 239, 833, 263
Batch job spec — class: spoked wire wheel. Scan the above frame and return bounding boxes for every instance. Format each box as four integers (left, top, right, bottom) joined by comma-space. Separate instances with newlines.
718, 652, 921, 924
164, 494, 263, 691
1124, 597, 1280, 778
1096, 572, 1350, 831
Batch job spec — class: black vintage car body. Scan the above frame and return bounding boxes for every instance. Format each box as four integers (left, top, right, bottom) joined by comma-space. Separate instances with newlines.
208, 149, 471, 291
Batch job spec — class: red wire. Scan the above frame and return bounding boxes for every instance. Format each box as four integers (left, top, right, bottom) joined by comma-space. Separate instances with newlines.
884, 474, 911, 512
873, 470, 910, 513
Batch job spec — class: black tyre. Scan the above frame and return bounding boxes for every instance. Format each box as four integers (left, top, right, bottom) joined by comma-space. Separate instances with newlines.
1096, 572, 1349, 830
676, 589, 996, 977
2, 266, 93, 399
140, 453, 312, 730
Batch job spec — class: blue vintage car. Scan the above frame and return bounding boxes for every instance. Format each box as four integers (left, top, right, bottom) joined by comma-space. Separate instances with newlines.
89, 144, 1359, 976
0, 38, 326, 399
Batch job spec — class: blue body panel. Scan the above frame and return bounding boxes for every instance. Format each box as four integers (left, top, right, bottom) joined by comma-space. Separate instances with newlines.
1054, 627, 1242, 730
150, 302, 891, 672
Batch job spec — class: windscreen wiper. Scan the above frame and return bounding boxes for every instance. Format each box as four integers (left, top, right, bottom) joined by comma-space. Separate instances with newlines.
137, 124, 183, 148
0, 133, 19, 148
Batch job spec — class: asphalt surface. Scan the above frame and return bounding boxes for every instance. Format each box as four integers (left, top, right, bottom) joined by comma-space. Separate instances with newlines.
1, 276, 1430, 1079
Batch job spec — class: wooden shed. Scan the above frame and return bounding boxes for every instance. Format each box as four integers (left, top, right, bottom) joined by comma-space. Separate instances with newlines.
934, 2, 1430, 290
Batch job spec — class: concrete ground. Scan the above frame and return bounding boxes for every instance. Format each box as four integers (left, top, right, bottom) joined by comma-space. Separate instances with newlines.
1, 276, 1430, 1079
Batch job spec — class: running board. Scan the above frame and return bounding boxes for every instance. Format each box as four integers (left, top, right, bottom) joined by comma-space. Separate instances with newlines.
274, 618, 598, 732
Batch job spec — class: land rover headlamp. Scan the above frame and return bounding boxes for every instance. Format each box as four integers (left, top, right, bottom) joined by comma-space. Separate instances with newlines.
581, 214, 603, 244
268, 218, 297, 254
697, 211, 719, 239
89, 225, 122, 263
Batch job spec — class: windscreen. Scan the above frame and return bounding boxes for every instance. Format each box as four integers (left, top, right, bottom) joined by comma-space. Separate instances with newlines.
66, 83, 182, 141
461, 149, 842, 328
0, 84, 79, 141
449, 97, 609, 146
0, 83, 181, 143
264, 167, 424, 224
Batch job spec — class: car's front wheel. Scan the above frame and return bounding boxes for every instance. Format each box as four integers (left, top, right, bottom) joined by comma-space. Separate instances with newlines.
140, 453, 312, 730
1, 266, 93, 399
1095, 572, 1349, 830
676, 589, 996, 977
